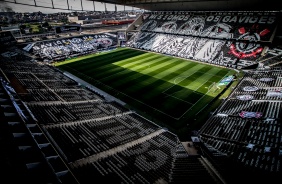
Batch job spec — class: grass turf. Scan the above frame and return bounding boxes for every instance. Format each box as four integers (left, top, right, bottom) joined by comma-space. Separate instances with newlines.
55, 47, 236, 139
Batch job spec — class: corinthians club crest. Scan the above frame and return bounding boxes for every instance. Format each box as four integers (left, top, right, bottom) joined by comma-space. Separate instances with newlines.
229, 24, 270, 59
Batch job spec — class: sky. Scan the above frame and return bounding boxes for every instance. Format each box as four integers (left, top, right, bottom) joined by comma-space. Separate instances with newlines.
0, 0, 139, 13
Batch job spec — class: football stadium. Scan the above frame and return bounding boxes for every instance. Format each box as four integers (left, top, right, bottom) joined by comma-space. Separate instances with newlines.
0, 0, 281, 184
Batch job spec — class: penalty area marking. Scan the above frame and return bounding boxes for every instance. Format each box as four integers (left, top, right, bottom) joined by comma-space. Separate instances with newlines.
174, 76, 189, 85
162, 75, 189, 94
161, 75, 215, 119
161, 75, 195, 106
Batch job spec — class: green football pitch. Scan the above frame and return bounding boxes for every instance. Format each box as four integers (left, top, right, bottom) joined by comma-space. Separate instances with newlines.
55, 47, 235, 134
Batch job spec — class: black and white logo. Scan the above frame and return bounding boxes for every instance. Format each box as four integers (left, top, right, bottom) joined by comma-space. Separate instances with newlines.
236, 95, 254, 101
259, 78, 274, 82
243, 86, 259, 91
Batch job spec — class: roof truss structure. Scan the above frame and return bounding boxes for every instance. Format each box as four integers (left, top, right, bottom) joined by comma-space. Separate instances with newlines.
87, 0, 280, 11
1, 0, 280, 12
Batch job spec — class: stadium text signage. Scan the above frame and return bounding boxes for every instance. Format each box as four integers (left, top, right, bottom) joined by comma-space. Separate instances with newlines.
206, 15, 275, 24
148, 14, 276, 25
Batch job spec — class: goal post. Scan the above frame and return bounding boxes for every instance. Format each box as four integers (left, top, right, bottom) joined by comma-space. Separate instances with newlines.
208, 82, 216, 91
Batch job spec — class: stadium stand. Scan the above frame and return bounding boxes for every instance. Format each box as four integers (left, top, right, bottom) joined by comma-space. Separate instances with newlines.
0, 3, 282, 184
22, 33, 118, 61
127, 11, 279, 69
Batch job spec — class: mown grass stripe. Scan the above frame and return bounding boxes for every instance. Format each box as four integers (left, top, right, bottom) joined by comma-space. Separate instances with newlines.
114, 61, 201, 100
165, 65, 212, 94
54, 47, 128, 66
112, 58, 196, 90
96, 53, 157, 71
113, 52, 157, 65
86, 51, 146, 70
93, 54, 162, 80
56, 47, 235, 121
101, 57, 177, 85
60, 48, 134, 68
168, 67, 221, 101
181, 67, 221, 89
87, 56, 157, 79
67, 49, 146, 71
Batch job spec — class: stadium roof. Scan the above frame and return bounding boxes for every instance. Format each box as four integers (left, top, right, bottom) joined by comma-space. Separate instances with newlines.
87, 0, 280, 11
